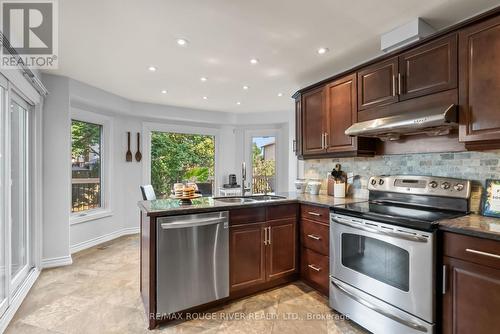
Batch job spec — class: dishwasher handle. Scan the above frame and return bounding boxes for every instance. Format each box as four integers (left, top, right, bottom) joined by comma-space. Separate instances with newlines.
161, 217, 227, 230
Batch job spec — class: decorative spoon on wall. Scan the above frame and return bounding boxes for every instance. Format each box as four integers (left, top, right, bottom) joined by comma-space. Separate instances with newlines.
135, 132, 142, 162
126, 132, 133, 162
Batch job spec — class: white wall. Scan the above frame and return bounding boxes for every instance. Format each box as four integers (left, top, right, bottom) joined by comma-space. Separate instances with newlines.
41, 74, 296, 263
41, 75, 72, 265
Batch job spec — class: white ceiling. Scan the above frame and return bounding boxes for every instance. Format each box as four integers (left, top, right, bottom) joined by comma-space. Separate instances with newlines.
46, 0, 499, 113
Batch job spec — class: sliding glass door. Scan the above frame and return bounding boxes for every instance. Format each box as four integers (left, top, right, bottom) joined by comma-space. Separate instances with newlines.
9, 95, 31, 293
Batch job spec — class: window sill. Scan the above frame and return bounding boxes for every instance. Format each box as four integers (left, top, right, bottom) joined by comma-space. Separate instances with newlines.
70, 209, 113, 225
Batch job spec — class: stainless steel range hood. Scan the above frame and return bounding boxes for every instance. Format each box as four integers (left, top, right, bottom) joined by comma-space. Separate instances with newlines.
345, 104, 457, 141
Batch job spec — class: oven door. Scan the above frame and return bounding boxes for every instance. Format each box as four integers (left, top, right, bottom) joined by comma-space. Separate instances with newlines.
330, 213, 435, 323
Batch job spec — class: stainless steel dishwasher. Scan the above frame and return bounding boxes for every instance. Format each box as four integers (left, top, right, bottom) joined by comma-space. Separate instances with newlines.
156, 211, 229, 315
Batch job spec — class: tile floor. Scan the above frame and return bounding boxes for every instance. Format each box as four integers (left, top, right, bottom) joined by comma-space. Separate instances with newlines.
6, 235, 367, 334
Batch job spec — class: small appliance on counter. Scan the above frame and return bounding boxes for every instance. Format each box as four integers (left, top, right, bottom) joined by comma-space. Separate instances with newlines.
294, 179, 308, 193
308, 179, 321, 195
222, 174, 240, 188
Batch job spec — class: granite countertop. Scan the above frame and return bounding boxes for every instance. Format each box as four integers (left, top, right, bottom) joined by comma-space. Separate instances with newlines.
438, 214, 500, 241
138, 192, 367, 217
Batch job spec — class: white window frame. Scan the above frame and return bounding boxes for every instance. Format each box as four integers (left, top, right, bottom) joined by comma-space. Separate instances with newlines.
142, 122, 220, 192
8, 91, 32, 294
244, 129, 281, 194
70, 108, 113, 224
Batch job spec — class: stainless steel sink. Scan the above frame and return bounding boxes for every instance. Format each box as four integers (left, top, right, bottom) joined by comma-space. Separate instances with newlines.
248, 195, 286, 201
214, 195, 285, 203
214, 197, 257, 203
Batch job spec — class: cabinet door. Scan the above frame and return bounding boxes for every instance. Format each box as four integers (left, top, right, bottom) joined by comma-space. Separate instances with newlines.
325, 73, 357, 152
302, 86, 326, 155
443, 256, 500, 334
229, 223, 266, 291
294, 97, 303, 157
357, 57, 399, 110
266, 218, 297, 280
459, 15, 500, 144
399, 34, 457, 101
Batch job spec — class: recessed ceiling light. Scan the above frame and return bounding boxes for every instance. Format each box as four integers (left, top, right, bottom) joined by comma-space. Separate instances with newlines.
176, 38, 189, 46
250, 58, 259, 64
200, 77, 208, 82
243, 85, 249, 90
317, 47, 329, 55
161, 90, 167, 94
236, 101, 241, 105
148, 66, 157, 72
277, 92, 283, 97
203, 96, 208, 100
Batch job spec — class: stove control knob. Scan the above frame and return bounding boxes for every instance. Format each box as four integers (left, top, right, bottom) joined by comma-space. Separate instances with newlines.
454, 183, 464, 191
429, 181, 438, 189
371, 179, 377, 186
379, 179, 385, 185
441, 182, 451, 190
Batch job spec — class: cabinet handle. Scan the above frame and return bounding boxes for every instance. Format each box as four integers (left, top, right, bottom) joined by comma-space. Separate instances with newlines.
392, 75, 396, 96
321, 133, 325, 149
465, 248, 500, 259
442, 264, 447, 295
268, 227, 272, 245
292, 139, 296, 152
264, 227, 268, 245
307, 234, 321, 240
398, 73, 402, 95
324, 132, 328, 148
308, 211, 321, 216
308, 264, 321, 272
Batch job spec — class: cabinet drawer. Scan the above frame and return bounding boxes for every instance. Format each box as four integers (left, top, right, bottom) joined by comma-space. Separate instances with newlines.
443, 232, 500, 269
230, 207, 266, 226
267, 204, 297, 221
300, 204, 329, 223
301, 247, 329, 295
300, 218, 329, 256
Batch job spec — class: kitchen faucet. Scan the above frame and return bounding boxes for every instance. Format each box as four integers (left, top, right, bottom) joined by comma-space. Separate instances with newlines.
241, 162, 246, 196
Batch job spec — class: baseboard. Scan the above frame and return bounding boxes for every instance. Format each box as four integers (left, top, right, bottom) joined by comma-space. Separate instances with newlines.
70, 226, 140, 254
0, 268, 40, 333
40, 255, 73, 269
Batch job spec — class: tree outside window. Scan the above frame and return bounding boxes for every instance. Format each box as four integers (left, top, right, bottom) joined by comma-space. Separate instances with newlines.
151, 132, 215, 198
71, 120, 102, 212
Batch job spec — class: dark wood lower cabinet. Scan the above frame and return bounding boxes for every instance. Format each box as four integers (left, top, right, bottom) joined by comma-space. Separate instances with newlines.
442, 256, 500, 334
267, 218, 297, 280
229, 205, 298, 295
229, 222, 267, 291
300, 247, 329, 296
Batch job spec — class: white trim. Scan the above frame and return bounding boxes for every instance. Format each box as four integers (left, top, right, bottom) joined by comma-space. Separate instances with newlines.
142, 122, 220, 190
0, 268, 40, 334
69, 227, 140, 254
40, 255, 73, 269
70, 209, 114, 225
70, 108, 114, 223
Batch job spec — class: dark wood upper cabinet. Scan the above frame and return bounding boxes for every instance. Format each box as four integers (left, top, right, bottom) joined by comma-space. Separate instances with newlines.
229, 222, 266, 292
357, 57, 399, 110
325, 74, 357, 152
459, 15, 500, 148
302, 86, 326, 155
294, 97, 303, 157
399, 34, 457, 101
442, 256, 500, 334
266, 218, 297, 280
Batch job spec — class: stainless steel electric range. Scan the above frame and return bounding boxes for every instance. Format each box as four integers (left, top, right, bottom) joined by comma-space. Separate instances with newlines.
329, 175, 471, 334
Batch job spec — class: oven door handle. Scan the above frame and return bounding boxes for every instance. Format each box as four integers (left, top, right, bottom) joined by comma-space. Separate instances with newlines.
331, 218, 428, 243
330, 278, 428, 333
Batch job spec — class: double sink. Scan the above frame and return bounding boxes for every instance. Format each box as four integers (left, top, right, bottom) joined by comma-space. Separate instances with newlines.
214, 195, 286, 204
